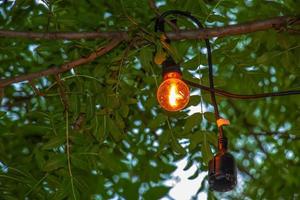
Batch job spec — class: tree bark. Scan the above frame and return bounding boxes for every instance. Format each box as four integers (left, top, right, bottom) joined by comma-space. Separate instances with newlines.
0, 16, 298, 41
167, 16, 300, 40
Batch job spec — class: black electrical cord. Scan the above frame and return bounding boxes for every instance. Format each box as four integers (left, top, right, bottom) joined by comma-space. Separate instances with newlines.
155, 10, 226, 150
184, 79, 300, 99
155, 10, 300, 151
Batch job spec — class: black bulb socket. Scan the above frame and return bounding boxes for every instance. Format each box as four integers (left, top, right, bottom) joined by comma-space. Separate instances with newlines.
208, 138, 237, 192
162, 56, 181, 76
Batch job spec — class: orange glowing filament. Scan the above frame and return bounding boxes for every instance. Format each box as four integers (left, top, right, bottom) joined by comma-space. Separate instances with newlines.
169, 83, 183, 107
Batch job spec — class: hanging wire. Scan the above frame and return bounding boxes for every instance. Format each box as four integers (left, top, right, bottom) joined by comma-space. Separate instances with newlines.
183, 79, 300, 99
155, 10, 300, 151
155, 10, 226, 150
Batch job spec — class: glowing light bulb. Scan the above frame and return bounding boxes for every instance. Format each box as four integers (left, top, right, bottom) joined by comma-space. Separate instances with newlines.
157, 72, 190, 111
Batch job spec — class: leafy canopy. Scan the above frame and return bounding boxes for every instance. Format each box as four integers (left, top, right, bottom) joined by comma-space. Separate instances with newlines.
0, 0, 300, 199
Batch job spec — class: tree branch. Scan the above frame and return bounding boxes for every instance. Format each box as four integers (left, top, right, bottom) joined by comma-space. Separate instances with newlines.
0, 39, 122, 88
0, 30, 129, 40
0, 16, 299, 88
0, 16, 298, 41
167, 16, 300, 40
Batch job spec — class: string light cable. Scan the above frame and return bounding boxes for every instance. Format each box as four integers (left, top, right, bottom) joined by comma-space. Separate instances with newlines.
154, 11, 300, 101
184, 79, 300, 99
155, 10, 227, 150
155, 10, 300, 192
155, 10, 237, 192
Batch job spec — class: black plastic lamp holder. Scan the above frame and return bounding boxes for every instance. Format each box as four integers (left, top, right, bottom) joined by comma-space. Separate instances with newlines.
161, 56, 182, 76
155, 10, 237, 192
208, 137, 237, 192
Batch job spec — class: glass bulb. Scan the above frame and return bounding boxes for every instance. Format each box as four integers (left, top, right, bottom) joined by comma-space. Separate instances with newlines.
157, 72, 190, 111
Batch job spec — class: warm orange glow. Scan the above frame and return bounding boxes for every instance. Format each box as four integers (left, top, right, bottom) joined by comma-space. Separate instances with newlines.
157, 72, 190, 111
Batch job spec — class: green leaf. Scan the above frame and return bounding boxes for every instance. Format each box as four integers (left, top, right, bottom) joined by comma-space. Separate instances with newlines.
107, 95, 120, 109
149, 113, 167, 129
108, 118, 123, 142
207, 14, 227, 23
183, 159, 194, 171
182, 54, 202, 70
208, 190, 217, 200
34, 148, 46, 169
205, 131, 218, 148
184, 113, 202, 133
86, 95, 96, 120
195, 176, 207, 195
119, 104, 129, 117
188, 169, 199, 180
69, 94, 80, 114
115, 113, 125, 129
202, 134, 213, 164
188, 131, 204, 151
156, 131, 170, 154
43, 155, 66, 172
106, 78, 117, 84
143, 186, 171, 200
204, 112, 215, 122
120, 180, 139, 200
99, 148, 123, 172
188, 95, 201, 106
0, 111, 6, 117
171, 139, 186, 155
42, 136, 65, 150
71, 155, 88, 170
257, 51, 280, 65
140, 46, 152, 71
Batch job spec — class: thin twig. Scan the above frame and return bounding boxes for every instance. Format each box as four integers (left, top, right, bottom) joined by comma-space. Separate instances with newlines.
272, 44, 300, 58
0, 174, 25, 183
204, 0, 224, 23
55, 74, 69, 112
46, 74, 104, 92
72, 112, 86, 131
29, 80, 45, 96
65, 111, 77, 200
48, 113, 58, 136
25, 173, 49, 196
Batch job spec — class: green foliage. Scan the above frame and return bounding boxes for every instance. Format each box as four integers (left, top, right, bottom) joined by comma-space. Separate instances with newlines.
1, 0, 300, 199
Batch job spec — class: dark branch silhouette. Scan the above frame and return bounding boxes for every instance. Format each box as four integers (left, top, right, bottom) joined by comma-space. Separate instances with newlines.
0, 16, 298, 40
